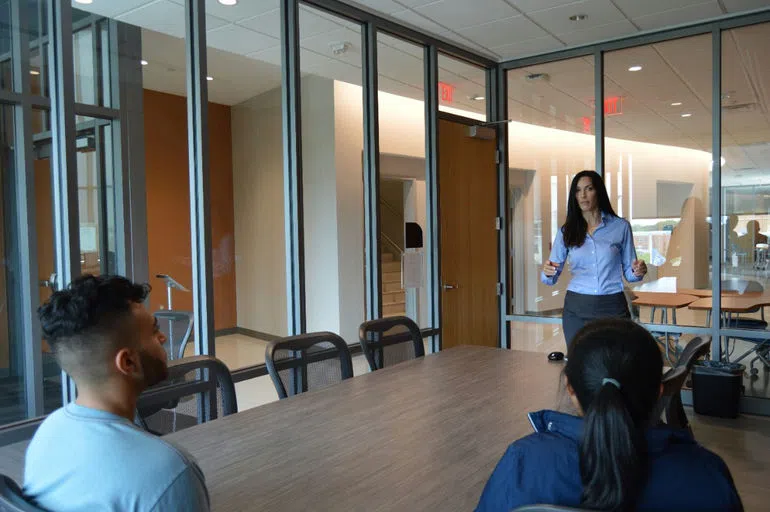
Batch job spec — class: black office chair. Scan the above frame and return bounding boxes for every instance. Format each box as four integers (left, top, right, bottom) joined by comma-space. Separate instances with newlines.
0, 475, 44, 512
512, 505, 590, 511
661, 336, 711, 432
358, 316, 425, 371
154, 310, 194, 360
136, 355, 237, 435
653, 365, 689, 430
265, 332, 353, 399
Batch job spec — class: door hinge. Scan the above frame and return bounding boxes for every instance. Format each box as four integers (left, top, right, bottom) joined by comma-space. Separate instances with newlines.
495, 217, 502, 230
496, 282, 503, 296
495, 149, 501, 165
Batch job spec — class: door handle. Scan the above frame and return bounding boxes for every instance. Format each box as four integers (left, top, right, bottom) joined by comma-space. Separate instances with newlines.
39, 272, 58, 292
442, 282, 458, 291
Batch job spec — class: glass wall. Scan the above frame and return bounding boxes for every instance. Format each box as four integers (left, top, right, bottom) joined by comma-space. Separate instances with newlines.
300, 5, 365, 347
604, 34, 713, 330
203, 0, 287, 374
721, 22, 770, 400
376, 33, 428, 331
438, 53, 487, 121
506, 57, 595, 352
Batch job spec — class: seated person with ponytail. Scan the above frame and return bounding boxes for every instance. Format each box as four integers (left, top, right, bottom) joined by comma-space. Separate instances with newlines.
475, 319, 742, 512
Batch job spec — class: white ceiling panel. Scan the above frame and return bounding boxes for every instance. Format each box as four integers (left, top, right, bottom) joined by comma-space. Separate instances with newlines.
389, 9, 449, 33
116, 0, 228, 39
632, 2, 724, 31
73, 0, 154, 18
491, 35, 564, 60
722, 0, 770, 12
206, 24, 278, 56
167, 0, 278, 23
527, 0, 627, 36
611, 0, 717, 19
456, 16, 549, 49
351, 0, 406, 14
559, 20, 637, 46
507, 0, 580, 13
413, 0, 518, 30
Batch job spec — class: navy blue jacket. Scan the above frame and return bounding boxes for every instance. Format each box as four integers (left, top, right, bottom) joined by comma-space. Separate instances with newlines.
476, 410, 742, 512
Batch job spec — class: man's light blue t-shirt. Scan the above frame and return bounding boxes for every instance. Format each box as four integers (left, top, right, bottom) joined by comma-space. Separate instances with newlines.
23, 403, 210, 512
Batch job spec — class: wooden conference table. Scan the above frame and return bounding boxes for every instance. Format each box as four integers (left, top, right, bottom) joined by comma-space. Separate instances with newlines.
168, 346, 567, 511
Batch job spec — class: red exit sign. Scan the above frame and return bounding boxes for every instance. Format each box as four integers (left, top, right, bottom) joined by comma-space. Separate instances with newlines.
438, 81, 454, 103
605, 96, 622, 116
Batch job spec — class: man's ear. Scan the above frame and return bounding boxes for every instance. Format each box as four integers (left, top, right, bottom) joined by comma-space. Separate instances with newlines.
114, 347, 140, 377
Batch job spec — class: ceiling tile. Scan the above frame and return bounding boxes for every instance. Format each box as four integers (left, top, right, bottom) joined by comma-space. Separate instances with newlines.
632, 2, 724, 31
378, 33, 424, 59
72, 0, 154, 19
116, 0, 228, 39
493, 35, 564, 60
182, 0, 277, 23
239, 7, 347, 39
414, 0, 519, 30
457, 15, 549, 49
390, 9, 448, 33
558, 20, 638, 46
348, 0, 405, 14
206, 24, 279, 56
528, 0, 626, 35
507, 0, 577, 13
612, 0, 718, 19
390, 0, 440, 7
722, 0, 770, 13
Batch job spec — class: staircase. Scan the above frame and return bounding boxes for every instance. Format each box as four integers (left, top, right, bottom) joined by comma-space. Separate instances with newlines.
381, 251, 405, 317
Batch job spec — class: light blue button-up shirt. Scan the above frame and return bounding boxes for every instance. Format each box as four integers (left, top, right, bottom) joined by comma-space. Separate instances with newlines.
541, 214, 642, 295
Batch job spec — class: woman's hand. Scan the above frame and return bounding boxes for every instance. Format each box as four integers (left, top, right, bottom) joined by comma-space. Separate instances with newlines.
632, 259, 647, 278
543, 260, 559, 277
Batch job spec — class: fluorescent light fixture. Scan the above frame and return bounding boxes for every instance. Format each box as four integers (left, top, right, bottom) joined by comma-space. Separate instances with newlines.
74, 0, 93, 4
569, 14, 587, 21
628, 65, 642, 72
470, 95, 485, 101
671, 102, 682, 106
206, 76, 214, 81
681, 113, 692, 118
218, 0, 237, 5
30, 69, 40, 76
141, 60, 148, 66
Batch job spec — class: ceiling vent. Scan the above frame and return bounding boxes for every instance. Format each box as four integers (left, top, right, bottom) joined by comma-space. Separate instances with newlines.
722, 102, 757, 112
525, 72, 550, 82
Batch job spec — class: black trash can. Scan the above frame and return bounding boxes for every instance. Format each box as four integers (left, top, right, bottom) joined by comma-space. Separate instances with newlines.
692, 361, 745, 419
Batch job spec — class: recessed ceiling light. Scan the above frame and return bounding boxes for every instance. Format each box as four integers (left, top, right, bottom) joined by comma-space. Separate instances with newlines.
470, 94, 485, 101
671, 102, 682, 106
206, 76, 214, 81
140, 60, 148, 66
30, 69, 40, 76
74, 0, 93, 4
681, 113, 692, 118
569, 14, 587, 21
218, 0, 237, 5
628, 65, 642, 72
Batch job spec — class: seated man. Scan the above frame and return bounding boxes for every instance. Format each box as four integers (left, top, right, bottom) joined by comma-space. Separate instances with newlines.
24, 275, 210, 512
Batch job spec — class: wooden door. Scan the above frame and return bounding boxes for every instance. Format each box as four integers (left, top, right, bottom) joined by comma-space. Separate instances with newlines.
439, 119, 498, 349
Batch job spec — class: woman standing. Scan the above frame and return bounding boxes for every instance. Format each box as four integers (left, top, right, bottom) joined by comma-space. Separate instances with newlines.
542, 170, 647, 347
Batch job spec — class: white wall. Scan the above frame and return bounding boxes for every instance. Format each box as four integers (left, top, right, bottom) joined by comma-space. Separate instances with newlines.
231, 87, 287, 336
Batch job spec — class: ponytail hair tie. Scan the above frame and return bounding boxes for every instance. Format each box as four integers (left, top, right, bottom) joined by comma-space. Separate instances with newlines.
602, 378, 621, 389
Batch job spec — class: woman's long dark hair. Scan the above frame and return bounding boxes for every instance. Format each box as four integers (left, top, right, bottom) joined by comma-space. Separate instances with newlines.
564, 319, 663, 512
563, 170, 617, 248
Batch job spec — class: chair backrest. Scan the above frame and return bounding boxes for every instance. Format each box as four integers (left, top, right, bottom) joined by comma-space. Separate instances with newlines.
265, 332, 353, 399
675, 336, 711, 370
154, 310, 194, 360
0, 475, 44, 512
721, 278, 763, 294
358, 316, 425, 371
136, 355, 237, 435
512, 505, 591, 512
653, 365, 689, 429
